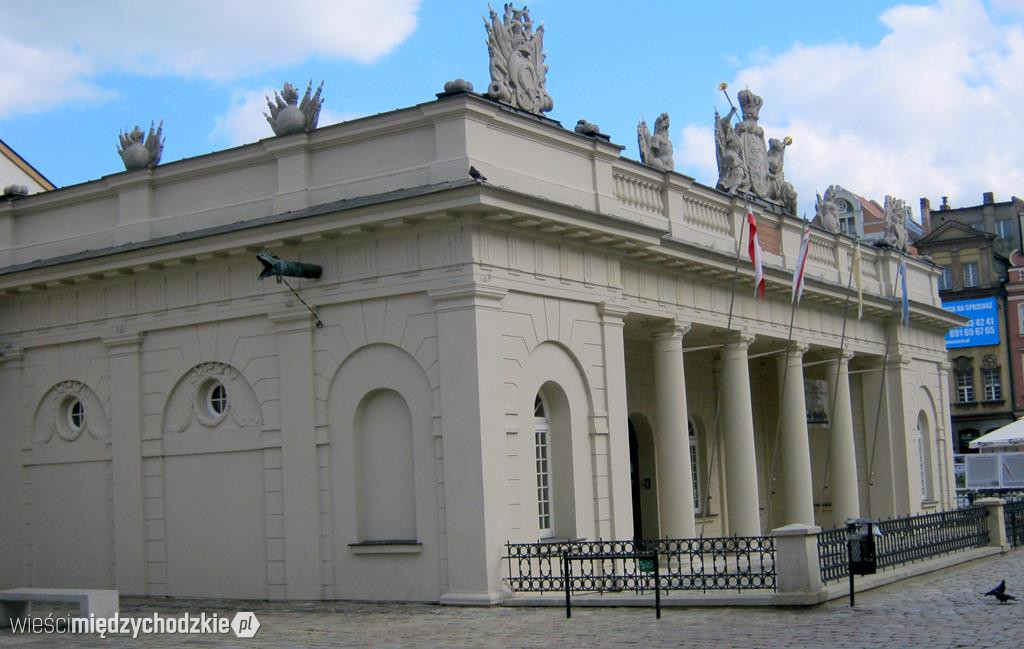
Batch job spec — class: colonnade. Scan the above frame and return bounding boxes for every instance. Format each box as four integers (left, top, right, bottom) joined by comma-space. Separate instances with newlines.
649, 324, 862, 538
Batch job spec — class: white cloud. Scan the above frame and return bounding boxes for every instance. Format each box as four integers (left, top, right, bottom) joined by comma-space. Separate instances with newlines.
211, 87, 359, 147
0, 0, 419, 117
678, 0, 1024, 216
0, 37, 113, 118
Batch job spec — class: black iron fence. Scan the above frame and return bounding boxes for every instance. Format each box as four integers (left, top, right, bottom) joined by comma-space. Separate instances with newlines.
1006, 499, 1024, 547
504, 537, 776, 595
816, 506, 990, 584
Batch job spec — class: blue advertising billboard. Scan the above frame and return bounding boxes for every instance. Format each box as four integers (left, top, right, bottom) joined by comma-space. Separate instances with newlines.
943, 297, 1000, 349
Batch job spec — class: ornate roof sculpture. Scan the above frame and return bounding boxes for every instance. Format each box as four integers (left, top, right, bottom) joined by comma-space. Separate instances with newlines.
637, 113, 674, 172
484, 3, 553, 114
117, 121, 164, 171
714, 84, 797, 214
265, 81, 324, 137
883, 195, 910, 251
816, 185, 841, 233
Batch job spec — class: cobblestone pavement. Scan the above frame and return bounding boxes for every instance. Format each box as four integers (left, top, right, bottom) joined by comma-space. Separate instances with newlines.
3, 551, 1024, 648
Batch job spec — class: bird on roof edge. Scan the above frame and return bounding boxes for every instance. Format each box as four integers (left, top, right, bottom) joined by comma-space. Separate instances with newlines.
469, 166, 487, 182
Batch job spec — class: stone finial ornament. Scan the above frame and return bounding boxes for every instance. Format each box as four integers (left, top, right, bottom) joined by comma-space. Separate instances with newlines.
637, 112, 674, 171
574, 119, 601, 136
714, 84, 797, 213
483, 3, 553, 114
265, 80, 324, 136
815, 185, 841, 233
117, 121, 164, 171
443, 78, 474, 94
883, 195, 910, 251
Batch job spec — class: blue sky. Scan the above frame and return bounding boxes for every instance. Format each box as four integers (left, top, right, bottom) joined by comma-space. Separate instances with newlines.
3, 1, 1024, 217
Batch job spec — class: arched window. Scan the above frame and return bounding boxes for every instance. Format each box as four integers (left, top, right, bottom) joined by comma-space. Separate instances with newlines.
689, 419, 701, 514
534, 394, 553, 537
916, 411, 934, 502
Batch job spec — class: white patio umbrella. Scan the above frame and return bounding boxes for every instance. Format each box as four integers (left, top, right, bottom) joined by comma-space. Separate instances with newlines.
969, 418, 1024, 449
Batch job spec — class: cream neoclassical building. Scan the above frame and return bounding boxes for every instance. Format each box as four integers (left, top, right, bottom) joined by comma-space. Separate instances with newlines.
0, 86, 960, 603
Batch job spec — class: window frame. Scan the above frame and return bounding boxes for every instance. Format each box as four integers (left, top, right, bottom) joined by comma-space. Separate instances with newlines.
962, 261, 979, 288
982, 367, 1002, 401
955, 368, 975, 402
534, 394, 554, 538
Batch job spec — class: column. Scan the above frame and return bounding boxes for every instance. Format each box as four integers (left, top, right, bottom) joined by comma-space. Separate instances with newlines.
599, 302, 634, 540
825, 352, 860, 524
721, 333, 761, 536
105, 334, 146, 595
271, 308, 321, 599
430, 283, 507, 604
778, 342, 815, 526
652, 322, 696, 538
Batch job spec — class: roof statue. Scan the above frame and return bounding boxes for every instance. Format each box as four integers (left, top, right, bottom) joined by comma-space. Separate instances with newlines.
637, 113, 674, 172
883, 195, 909, 251
117, 121, 164, 171
815, 185, 841, 233
574, 119, 601, 136
265, 81, 324, 137
714, 84, 797, 213
484, 3, 553, 114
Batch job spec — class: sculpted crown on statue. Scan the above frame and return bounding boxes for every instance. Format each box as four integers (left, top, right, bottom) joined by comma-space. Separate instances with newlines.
714, 87, 798, 214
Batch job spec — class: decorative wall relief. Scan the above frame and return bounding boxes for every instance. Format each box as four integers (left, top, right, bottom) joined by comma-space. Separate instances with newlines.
162, 362, 262, 434
32, 380, 110, 444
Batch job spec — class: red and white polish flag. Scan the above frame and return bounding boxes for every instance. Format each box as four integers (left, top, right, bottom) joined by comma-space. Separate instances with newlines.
792, 221, 811, 304
747, 210, 765, 299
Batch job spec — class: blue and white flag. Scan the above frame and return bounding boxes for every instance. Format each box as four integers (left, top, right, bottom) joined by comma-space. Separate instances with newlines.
898, 256, 909, 328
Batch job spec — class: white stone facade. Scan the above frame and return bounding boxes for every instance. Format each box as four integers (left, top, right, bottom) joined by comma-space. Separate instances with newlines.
0, 93, 960, 603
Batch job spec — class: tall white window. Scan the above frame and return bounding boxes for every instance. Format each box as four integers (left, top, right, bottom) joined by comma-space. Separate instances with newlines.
688, 420, 701, 514
938, 266, 952, 290
997, 218, 1013, 239
963, 262, 979, 288
982, 355, 1002, 401
955, 369, 974, 402
534, 395, 553, 537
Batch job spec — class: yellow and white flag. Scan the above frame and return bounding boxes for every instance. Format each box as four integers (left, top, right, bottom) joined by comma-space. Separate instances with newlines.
853, 241, 863, 319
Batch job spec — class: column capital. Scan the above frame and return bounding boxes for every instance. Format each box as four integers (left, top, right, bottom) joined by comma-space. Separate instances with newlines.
0, 345, 25, 367
725, 331, 756, 349
652, 319, 691, 340
938, 360, 952, 373
268, 306, 315, 332
428, 282, 507, 312
103, 332, 143, 352
785, 341, 809, 357
836, 350, 855, 363
598, 301, 630, 321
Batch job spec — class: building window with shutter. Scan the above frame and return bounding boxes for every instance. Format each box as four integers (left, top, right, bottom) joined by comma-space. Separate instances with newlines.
962, 262, 979, 288
954, 356, 974, 402
982, 354, 1002, 401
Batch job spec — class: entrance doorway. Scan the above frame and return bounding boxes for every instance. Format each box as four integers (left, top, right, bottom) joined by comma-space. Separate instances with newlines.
627, 415, 659, 540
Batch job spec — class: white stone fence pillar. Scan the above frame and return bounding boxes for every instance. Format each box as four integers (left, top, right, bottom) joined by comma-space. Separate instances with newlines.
974, 497, 1009, 551
771, 523, 827, 604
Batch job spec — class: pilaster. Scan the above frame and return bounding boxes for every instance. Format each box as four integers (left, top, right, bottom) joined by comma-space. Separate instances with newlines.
269, 308, 321, 599
598, 302, 633, 540
429, 282, 508, 604
104, 333, 146, 594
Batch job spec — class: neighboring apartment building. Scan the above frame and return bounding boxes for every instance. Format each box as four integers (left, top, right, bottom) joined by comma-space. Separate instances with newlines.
915, 221, 1012, 453
0, 139, 54, 195
924, 192, 1022, 260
